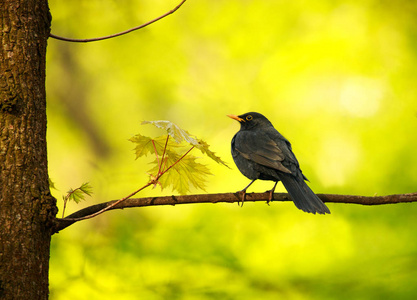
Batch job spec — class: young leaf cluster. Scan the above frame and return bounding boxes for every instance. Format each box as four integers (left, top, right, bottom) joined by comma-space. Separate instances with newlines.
62, 182, 93, 217
129, 120, 228, 194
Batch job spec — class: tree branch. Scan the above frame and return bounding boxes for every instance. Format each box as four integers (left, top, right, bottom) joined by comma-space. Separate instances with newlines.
52, 191, 417, 234
49, 0, 187, 43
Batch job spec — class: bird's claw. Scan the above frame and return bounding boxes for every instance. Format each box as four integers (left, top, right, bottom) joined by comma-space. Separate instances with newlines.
237, 190, 247, 207
266, 182, 278, 205
266, 189, 274, 205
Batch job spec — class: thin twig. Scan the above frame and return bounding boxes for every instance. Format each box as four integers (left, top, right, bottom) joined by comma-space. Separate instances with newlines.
163, 146, 194, 174
62, 197, 68, 219
61, 183, 153, 222
49, 0, 187, 43
60, 144, 195, 223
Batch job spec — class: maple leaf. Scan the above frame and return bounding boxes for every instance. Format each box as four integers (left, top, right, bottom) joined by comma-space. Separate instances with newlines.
195, 138, 229, 168
149, 154, 211, 194
129, 134, 179, 159
141, 120, 229, 167
61, 182, 93, 218
141, 120, 198, 144
129, 120, 229, 194
64, 182, 93, 204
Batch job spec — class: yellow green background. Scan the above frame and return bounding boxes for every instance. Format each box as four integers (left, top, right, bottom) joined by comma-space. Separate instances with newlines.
47, 0, 417, 299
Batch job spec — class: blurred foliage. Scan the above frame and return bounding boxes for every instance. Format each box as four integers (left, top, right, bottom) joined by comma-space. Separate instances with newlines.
47, 0, 417, 299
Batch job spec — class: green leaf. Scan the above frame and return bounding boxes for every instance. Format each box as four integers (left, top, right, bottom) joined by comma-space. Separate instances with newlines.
129, 134, 179, 159
49, 177, 57, 190
150, 150, 211, 195
65, 182, 93, 204
149, 154, 212, 195
146, 146, 182, 175
134, 119, 229, 194
128, 134, 155, 159
141, 120, 198, 144
141, 120, 229, 167
195, 139, 229, 168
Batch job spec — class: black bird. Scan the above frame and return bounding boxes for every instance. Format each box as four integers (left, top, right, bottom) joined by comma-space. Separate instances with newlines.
228, 112, 330, 214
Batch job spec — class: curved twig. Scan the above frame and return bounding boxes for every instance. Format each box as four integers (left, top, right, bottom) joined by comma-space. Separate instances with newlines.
52, 191, 417, 234
49, 0, 187, 43
57, 145, 197, 223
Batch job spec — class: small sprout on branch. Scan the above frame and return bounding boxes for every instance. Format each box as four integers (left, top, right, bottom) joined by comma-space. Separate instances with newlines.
49, 177, 57, 190
62, 182, 93, 218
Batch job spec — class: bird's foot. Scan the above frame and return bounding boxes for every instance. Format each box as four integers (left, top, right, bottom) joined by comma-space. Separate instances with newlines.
266, 182, 278, 205
265, 190, 274, 206
237, 189, 247, 207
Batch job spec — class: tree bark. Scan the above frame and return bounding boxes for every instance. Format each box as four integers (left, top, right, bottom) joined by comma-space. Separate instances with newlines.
0, 1, 57, 299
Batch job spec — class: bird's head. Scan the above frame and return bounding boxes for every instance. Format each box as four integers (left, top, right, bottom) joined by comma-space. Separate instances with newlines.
227, 112, 273, 130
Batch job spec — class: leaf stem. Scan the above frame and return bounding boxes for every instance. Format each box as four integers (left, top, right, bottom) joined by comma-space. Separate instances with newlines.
162, 146, 195, 175
158, 135, 170, 174
151, 140, 160, 168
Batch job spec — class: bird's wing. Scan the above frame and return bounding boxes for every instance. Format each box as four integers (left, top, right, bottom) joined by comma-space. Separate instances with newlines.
234, 131, 292, 174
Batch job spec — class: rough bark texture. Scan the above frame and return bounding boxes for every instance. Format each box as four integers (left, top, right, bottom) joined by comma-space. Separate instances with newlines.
0, 1, 57, 299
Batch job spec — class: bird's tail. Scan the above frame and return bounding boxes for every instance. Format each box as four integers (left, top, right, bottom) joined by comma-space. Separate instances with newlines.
279, 174, 330, 214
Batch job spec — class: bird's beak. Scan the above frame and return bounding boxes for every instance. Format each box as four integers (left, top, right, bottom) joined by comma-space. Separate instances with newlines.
227, 114, 245, 122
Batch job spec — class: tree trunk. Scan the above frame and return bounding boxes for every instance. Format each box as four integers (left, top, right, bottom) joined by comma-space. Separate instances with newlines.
0, 1, 57, 299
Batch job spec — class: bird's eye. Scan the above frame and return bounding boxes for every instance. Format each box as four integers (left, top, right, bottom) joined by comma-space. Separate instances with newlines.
246, 115, 253, 121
